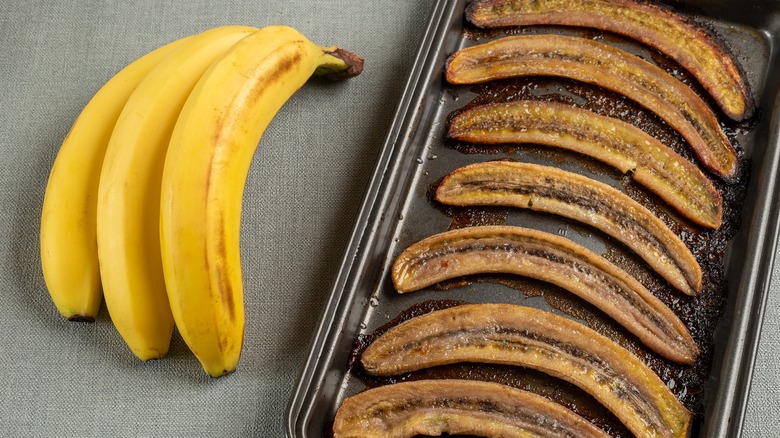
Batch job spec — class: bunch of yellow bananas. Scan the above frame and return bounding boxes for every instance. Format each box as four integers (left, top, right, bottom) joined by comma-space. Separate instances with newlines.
39, 25, 363, 377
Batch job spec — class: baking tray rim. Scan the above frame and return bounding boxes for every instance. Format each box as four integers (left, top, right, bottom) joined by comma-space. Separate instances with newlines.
286, 0, 780, 436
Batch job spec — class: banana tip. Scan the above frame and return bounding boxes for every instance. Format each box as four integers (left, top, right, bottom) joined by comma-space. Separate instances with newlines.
66, 314, 96, 323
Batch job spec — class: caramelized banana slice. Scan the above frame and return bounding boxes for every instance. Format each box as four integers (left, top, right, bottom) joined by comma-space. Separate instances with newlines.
435, 161, 702, 295
392, 225, 698, 364
333, 379, 610, 438
361, 304, 692, 438
445, 34, 738, 180
449, 100, 722, 228
465, 0, 753, 121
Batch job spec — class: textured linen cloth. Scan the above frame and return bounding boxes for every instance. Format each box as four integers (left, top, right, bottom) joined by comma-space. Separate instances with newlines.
0, 0, 777, 436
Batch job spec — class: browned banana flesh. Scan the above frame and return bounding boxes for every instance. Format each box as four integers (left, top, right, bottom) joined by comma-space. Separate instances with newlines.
445, 34, 738, 181
435, 161, 702, 295
333, 379, 610, 438
361, 304, 692, 438
465, 0, 753, 121
392, 225, 698, 364
449, 100, 722, 229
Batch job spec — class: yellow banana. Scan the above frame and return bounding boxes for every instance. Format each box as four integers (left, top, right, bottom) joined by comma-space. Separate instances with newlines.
159, 25, 363, 377
97, 26, 256, 360
40, 35, 190, 321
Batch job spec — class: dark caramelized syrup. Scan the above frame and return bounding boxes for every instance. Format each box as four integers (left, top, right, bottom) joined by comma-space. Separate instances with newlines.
341, 20, 754, 438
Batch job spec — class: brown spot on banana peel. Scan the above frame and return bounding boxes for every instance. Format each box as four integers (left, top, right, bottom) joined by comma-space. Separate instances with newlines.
448, 100, 723, 228
213, 214, 236, 324
361, 303, 693, 438
435, 161, 702, 295
445, 34, 738, 181
392, 225, 698, 364
465, 0, 753, 121
203, 158, 236, 325
333, 379, 610, 438
269, 49, 302, 84
247, 44, 304, 104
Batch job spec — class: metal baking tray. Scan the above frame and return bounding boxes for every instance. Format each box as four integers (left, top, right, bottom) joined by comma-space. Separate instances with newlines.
287, 0, 780, 436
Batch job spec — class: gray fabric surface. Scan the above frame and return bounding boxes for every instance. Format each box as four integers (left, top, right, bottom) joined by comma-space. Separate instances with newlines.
0, 0, 777, 436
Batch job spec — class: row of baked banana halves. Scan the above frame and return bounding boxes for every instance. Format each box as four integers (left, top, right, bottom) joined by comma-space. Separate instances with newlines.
332, 0, 753, 437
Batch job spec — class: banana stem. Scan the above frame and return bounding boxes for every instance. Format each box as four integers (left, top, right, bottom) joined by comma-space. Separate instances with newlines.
315, 47, 364, 80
